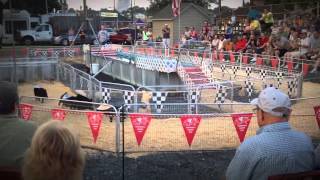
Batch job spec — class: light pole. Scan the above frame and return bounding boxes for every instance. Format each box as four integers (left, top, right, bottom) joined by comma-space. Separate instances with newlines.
45, 0, 48, 14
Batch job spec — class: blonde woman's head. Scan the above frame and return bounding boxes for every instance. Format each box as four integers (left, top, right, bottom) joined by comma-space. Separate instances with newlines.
23, 121, 85, 180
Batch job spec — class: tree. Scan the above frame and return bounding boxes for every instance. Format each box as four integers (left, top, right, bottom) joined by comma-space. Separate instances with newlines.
146, 0, 218, 15
121, 6, 146, 19
1, 0, 62, 15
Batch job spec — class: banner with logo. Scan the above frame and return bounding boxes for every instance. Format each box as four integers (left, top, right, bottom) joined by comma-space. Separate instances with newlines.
231, 113, 253, 143
314, 106, 320, 129
130, 114, 152, 146
180, 115, 201, 146
19, 103, 33, 121
51, 109, 66, 121
87, 112, 103, 143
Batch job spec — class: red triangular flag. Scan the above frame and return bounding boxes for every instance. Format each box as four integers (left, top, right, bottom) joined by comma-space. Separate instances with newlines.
203, 52, 207, 59
180, 115, 201, 146
314, 106, 320, 129
287, 61, 293, 73
231, 113, 253, 143
271, 57, 278, 69
219, 52, 224, 62
256, 57, 263, 65
242, 55, 248, 64
303, 64, 309, 76
212, 51, 217, 61
51, 109, 66, 121
229, 51, 235, 63
130, 114, 152, 146
19, 103, 33, 121
86, 112, 103, 143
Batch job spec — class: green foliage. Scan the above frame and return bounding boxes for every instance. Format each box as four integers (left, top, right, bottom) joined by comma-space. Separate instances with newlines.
146, 0, 218, 15
2, 0, 62, 15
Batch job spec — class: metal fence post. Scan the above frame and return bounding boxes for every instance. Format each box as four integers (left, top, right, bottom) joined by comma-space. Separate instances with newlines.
115, 110, 121, 153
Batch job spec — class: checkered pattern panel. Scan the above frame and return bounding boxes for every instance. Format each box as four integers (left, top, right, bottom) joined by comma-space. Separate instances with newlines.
123, 91, 135, 104
287, 78, 298, 98
232, 66, 240, 78
276, 72, 284, 88
189, 90, 200, 104
102, 88, 111, 103
152, 92, 168, 113
245, 79, 254, 102
245, 67, 252, 77
220, 64, 226, 73
214, 86, 227, 104
260, 69, 267, 80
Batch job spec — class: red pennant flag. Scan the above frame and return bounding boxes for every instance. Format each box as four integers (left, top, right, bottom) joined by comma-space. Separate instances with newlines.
203, 52, 207, 59
194, 51, 198, 58
271, 57, 278, 69
242, 55, 248, 64
287, 61, 293, 73
256, 57, 263, 65
51, 109, 66, 121
303, 64, 309, 76
212, 51, 217, 61
171, 49, 175, 57
229, 51, 235, 63
231, 113, 253, 143
219, 52, 224, 62
19, 104, 33, 121
180, 115, 202, 146
314, 106, 320, 129
130, 114, 152, 146
86, 112, 103, 143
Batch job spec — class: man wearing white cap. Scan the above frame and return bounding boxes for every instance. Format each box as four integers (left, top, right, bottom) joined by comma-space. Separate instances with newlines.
226, 87, 314, 180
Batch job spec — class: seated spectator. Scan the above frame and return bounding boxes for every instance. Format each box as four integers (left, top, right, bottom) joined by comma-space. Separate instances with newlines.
22, 121, 85, 180
211, 35, 219, 50
256, 32, 269, 54
217, 35, 226, 51
0, 81, 37, 169
245, 34, 258, 54
223, 38, 233, 51
250, 18, 261, 35
243, 19, 251, 36
226, 87, 315, 180
190, 26, 198, 41
289, 29, 311, 69
234, 35, 247, 52
274, 35, 290, 58
260, 9, 274, 33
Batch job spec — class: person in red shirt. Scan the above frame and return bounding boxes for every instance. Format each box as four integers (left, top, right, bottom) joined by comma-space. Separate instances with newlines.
235, 35, 247, 52
190, 27, 198, 41
257, 32, 269, 54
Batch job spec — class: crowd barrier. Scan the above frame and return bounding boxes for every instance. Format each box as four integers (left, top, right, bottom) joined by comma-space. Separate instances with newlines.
18, 96, 320, 153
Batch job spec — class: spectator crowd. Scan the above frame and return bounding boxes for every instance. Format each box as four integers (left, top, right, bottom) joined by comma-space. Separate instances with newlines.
180, 9, 320, 74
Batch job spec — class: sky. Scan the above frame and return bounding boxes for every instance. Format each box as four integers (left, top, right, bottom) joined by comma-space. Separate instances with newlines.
67, 0, 250, 11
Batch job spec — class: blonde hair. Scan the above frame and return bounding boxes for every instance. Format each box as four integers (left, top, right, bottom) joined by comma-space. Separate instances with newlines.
23, 121, 85, 180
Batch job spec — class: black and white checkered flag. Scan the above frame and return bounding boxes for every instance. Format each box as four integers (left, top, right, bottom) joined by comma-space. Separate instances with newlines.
276, 72, 283, 88
232, 66, 240, 78
189, 90, 200, 104
123, 91, 135, 104
245, 79, 254, 102
152, 92, 168, 113
260, 69, 267, 80
214, 86, 227, 104
220, 64, 226, 73
287, 78, 298, 98
245, 67, 252, 77
102, 88, 111, 103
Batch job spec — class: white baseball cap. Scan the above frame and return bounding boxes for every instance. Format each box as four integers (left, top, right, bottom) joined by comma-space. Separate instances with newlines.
251, 87, 291, 117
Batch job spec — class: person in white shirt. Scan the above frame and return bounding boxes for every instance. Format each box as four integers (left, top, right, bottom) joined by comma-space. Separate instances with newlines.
98, 25, 109, 45
289, 30, 310, 69
217, 35, 226, 51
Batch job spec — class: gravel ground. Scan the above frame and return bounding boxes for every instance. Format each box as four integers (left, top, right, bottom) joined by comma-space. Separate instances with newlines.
83, 149, 235, 180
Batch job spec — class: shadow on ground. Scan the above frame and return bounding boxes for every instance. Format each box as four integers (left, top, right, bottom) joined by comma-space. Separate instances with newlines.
84, 149, 235, 180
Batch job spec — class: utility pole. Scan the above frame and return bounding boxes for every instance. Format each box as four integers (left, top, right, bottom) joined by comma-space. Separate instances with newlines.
83, 0, 87, 19
45, 0, 48, 14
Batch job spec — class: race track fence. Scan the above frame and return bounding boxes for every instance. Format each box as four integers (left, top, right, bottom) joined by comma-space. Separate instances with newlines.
19, 96, 320, 153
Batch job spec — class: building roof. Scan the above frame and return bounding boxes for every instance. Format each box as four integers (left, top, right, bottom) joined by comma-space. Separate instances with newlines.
152, 3, 211, 20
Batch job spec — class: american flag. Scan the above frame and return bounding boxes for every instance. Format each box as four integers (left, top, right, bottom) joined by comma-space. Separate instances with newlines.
172, 0, 182, 17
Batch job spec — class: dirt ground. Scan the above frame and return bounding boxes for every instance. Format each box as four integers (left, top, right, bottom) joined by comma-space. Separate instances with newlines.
17, 80, 320, 180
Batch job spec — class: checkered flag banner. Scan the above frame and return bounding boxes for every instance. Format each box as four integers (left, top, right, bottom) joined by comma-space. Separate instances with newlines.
152, 92, 168, 113
245, 79, 254, 102
214, 85, 227, 104
123, 91, 135, 104
287, 78, 298, 98
245, 67, 252, 77
232, 66, 240, 78
189, 90, 200, 104
220, 64, 226, 73
102, 88, 111, 103
260, 69, 267, 80
276, 72, 284, 88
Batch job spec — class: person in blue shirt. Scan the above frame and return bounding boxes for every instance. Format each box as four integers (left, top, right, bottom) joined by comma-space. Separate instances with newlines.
226, 87, 315, 180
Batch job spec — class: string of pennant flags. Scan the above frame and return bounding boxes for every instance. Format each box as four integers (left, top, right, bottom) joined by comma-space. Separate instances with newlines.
19, 103, 320, 146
